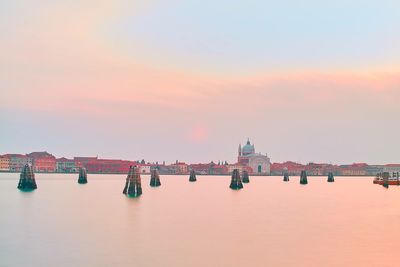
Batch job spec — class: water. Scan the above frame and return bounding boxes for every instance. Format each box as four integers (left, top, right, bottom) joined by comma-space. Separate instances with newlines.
0, 173, 399, 267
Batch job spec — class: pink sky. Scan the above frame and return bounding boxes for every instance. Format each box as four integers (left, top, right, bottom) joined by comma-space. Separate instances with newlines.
1, 0, 399, 164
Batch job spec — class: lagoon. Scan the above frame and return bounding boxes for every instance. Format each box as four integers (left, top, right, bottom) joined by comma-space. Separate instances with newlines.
0, 174, 398, 267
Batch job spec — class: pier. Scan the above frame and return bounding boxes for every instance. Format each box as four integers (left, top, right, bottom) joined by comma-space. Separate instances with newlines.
123, 165, 143, 197
242, 170, 250, 183
150, 168, 161, 187
230, 169, 243, 190
17, 164, 37, 191
300, 170, 308, 185
78, 167, 88, 184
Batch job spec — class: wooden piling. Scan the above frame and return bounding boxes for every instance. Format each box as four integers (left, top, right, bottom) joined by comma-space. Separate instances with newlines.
242, 170, 250, 183
78, 167, 88, 184
18, 164, 37, 191
230, 169, 243, 190
283, 173, 290, 182
189, 169, 197, 182
150, 168, 161, 187
300, 170, 308, 185
327, 172, 334, 183
123, 165, 142, 197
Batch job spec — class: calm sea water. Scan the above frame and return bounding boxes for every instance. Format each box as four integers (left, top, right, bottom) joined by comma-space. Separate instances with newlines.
0, 173, 399, 267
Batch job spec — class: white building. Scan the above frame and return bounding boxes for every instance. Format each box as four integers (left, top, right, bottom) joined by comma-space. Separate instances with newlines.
383, 165, 400, 177
237, 139, 271, 174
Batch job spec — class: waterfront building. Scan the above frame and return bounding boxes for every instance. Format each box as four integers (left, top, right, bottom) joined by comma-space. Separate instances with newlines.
190, 163, 213, 175
27, 152, 56, 172
157, 165, 176, 175
0, 156, 10, 171
74, 156, 98, 166
56, 157, 81, 173
171, 162, 189, 174
139, 164, 151, 174
339, 163, 368, 176
305, 163, 340, 176
85, 159, 133, 173
271, 161, 304, 175
210, 164, 228, 175
383, 164, 400, 176
237, 139, 271, 174
366, 165, 384, 176
189, 162, 229, 175
271, 162, 342, 176
227, 163, 252, 174
4, 154, 33, 172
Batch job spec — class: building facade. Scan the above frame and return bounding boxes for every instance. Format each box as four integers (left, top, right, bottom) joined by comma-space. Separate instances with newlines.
84, 159, 132, 173
383, 164, 400, 177
237, 139, 271, 174
139, 165, 151, 174
339, 163, 368, 176
56, 157, 81, 172
27, 152, 57, 172
227, 163, 252, 174
171, 162, 189, 174
4, 154, 33, 172
0, 156, 10, 171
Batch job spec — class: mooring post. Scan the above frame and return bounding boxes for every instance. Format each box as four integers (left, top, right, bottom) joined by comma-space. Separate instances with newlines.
327, 172, 334, 183
230, 169, 243, 190
123, 165, 143, 197
300, 170, 308, 185
18, 164, 37, 191
150, 168, 161, 187
283, 172, 290, 182
189, 169, 197, 182
78, 167, 88, 184
242, 170, 250, 183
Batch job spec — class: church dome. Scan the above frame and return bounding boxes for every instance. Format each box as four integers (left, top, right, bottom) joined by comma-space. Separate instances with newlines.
242, 139, 255, 155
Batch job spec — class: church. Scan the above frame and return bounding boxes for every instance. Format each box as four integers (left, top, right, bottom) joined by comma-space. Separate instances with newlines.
237, 139, 271, 174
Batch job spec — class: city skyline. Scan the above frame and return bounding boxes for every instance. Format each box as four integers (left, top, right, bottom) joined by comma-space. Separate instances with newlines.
1, 143, 400, 167
1, 0, 400, 164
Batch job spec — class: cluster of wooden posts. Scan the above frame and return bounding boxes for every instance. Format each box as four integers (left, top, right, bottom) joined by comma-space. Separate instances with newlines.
17, 164, 336, 196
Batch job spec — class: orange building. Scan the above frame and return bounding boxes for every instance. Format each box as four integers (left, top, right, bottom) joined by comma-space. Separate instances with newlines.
27, 152, 56, 172
0, 156, 10, 171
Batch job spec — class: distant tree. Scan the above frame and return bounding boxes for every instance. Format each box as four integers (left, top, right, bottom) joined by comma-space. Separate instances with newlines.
140, 159, 145, 164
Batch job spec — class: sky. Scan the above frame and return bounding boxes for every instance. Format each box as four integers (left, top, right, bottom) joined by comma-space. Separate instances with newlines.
1, 0, 399, 164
